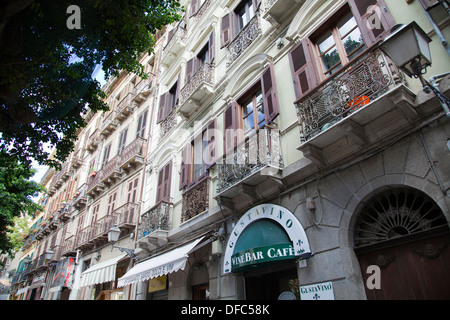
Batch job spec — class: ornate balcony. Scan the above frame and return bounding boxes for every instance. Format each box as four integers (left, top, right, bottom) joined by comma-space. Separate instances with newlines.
216, 128, 284, 199
227, 11, 261, 66
120, 137, 146, 172
86, 170, 104, 198
181, 177, 210, 223
91, 215, 116, 244
161, 24, 187, 67
192, 0, 212, 21
178, 63, 215, 120
137, 200, 173, 250
76, 225, 94, 250
61, 235, 77, 257
115, 92, 135, 123
101, 155, 122, 186
72, 183, 87, 210
114, 202, 138, 232
159, 110, 177, 139
132, 78, 152, 105
294, 48, 414, 167
100, 112, 119, 138
57, 203, 72, 222
262, 0, 306, 25
86, 129, 100, 153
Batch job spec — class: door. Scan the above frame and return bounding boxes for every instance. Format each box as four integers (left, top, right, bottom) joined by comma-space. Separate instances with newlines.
357, 230, 450, 299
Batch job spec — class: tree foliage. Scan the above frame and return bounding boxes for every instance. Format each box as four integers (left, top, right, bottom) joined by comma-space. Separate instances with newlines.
0, 151, 43, 255
0, 0, 183, 169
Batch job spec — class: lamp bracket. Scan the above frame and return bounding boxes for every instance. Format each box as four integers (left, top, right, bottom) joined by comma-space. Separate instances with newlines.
111, 243, 137, 260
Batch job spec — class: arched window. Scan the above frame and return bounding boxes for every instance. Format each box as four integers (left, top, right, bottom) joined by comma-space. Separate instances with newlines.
354, 187, 448, 248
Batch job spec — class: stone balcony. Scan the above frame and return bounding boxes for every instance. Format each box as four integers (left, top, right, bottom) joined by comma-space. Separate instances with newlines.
85, 129, 100, 153
119, 137, 146, 172
137, 200, 173, 250
216, 128, 284, 208
114, 202, 138, 233
100, 111, 119, 138
226, 10, 261, 67
71, 183, 87, 210
101, 155, 123, 186
181, 177, 210, 223
262, 0, 306, 25
115, 92, 135, 123
161, 24, 187, 67
294, 47, 419, 168
178, 63, 215, 120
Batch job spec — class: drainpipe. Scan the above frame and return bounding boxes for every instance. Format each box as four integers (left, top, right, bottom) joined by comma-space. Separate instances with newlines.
419, 0, 450, 56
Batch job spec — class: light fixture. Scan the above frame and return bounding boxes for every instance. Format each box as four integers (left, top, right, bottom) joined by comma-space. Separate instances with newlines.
108, 225, 136, 260
379, 22, 450, 116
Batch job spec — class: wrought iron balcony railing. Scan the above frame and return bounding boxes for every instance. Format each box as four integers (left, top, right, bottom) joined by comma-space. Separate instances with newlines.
114, 202, 138, 230
181, 177, 210, 223
137, 201, 173, 241
294, 47, 404, 143
119, 137, 146, 171
216, 127, 283, 195
179, 62, 215, 109
227, 10, 261, 66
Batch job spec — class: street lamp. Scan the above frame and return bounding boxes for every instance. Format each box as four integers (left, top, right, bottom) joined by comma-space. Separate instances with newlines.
379, 22, 450, 116
107, 225, 136, 260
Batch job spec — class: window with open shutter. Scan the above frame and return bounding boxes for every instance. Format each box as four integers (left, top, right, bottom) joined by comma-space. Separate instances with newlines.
102, 144, 111, 168
118, 128, 128, 155
221, 13, 232, 48
205, 119, 216, 169
127, 177, 139, 203
224, 103, 238, 154
288, 39, 318, 99
157, 161, 172, 203
107, 192, 117, 216
261, 64, 279, 123
136, 110, 148, 138
92, 203, 100, 223
347, 0, 395, 45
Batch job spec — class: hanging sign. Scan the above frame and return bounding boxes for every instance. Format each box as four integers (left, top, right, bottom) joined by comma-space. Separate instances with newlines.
223, 204, 311, 274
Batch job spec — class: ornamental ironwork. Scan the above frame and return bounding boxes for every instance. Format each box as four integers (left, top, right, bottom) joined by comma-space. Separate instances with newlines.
137, 201, 173, 241
179, 62, 215, 106
159, 110, 177, 139
216, 128, 283, 194
227, 11, 262, 66
181, 177, 210, 223
354, 187, 448, 248
295, 48, 404, 143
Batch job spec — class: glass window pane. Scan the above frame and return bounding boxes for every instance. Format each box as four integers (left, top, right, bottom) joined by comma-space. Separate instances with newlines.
244, 112, 254, 132
317, 31, 335, 54
321, 47, 341, 73
257, 105, 265, 124
338, 13, 357, 37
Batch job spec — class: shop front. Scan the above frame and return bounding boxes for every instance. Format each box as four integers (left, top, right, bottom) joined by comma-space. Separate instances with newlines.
223, 204, 312, 300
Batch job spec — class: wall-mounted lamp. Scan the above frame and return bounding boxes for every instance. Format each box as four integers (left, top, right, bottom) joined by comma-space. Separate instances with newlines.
108, 225, 136, 260
379, 22, 450, 116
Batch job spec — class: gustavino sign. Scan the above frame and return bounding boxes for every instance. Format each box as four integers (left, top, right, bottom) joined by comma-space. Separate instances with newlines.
223, 204, 311, 273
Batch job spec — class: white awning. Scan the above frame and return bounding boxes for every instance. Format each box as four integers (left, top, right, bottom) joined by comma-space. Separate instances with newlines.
80, 254, 127, 288
117, 237, 204, 288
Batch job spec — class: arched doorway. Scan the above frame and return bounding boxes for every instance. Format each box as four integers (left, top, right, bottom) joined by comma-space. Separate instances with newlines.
354, 187, 450, 299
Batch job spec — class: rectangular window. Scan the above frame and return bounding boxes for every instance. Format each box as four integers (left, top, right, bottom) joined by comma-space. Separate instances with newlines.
315, 12, 366, 77
157, 79, 179, 123
127, 177, 139, 204
102, 144, 111, 168
156, 161, 172, 203
107, 191, 117, 216
136, 110, 148, 138
236, 0, 255, 31
118, 128, 128, 155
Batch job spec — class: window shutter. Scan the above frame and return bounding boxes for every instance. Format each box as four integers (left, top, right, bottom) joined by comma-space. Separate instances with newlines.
221, 13, 232, 48
190, 0, 199, 17
163, 161, 172, 202
205, 119, 217, 169
288, 39, 318, 100
157, 93, 167, 124
179, 144, 192, 190
348, 0, 395, 45
102, 144, 111, 167
118, 128, 128, 155
224, 103, 237, 154
137, 110, 148, 138
127, 178, 139, 203
186, 58, 194, 83
418, 0, 440, 10
209, 31, 215, 63
156, 170, 164, 203
261, 64, 279, 123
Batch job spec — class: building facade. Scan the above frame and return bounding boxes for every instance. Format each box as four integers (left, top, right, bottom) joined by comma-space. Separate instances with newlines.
14, 0, 450, 300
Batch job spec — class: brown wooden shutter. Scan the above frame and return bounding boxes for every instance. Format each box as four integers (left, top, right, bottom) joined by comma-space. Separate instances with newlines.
190, 0, 199, 17
186, 58, 194, 83
156, 170, 164, 203
137, 110, 148, 138
209, 31, 215, 63
224, 103, 239, 154
288, 39, 318, 100
179, 144, 192, 190
118, 128, 128, 155
418, 0, 440, 10
157, 93, 167, 124
261, 64, 279, 124
163, 161, 172, 202
205, 119, 217, 169
127, 178, 139, 203
348, 0, 395, 45
221, 13, 232, 48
